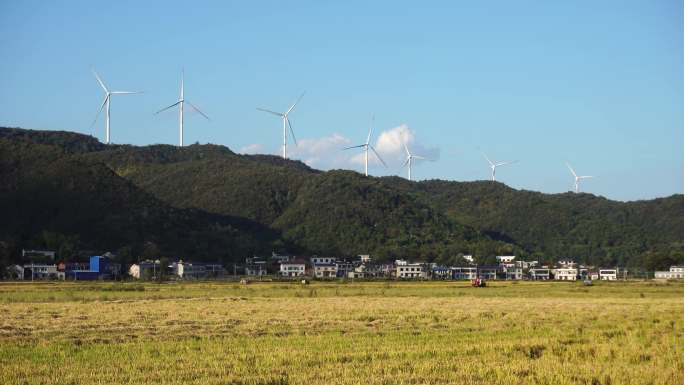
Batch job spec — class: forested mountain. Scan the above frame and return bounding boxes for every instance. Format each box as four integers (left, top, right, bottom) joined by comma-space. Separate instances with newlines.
0, 132, 281, 267
1, 127, 682, 269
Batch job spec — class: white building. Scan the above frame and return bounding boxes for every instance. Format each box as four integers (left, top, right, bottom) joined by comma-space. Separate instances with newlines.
314, 264, 337, 278
496, 255, 516, 263
599, 269, 618, 281
23, 263, 58, 280
515, 260, 539, 269
504, 267, 523, 280
311, 256, 335, 265
554, 268, 578, 281
280, 262, 306, 277
462, 255, 474, 264
396, 263, 426, 279
529, 268, 550, 280
358, 255, 371, 263
655, 266, 684, 280
451, 267, 477, 280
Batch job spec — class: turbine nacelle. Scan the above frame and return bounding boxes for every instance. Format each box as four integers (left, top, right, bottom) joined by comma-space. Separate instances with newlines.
155, 71, 209, 147
90, 69, 142, 144
482, 152, 517, 181
257, 91, 305, 159
566, 162, 595, 193
343, 114, 386, 176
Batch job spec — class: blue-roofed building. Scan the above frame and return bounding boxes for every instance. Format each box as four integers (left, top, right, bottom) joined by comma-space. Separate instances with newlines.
66, 255, 119, 280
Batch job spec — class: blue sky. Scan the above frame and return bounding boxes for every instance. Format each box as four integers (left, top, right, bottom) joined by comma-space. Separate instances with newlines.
1, 1, 682, 201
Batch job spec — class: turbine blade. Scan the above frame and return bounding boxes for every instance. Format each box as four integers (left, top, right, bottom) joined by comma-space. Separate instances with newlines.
92, 69, 108, 92
155, 101, 181, 115
286, 117, 298, 145
343, 144, 366, 150
257, 107, 284, 117
566, 162, 578, 178
403, 141, 411, 156
482, 152, 494, 166
285, 91, 306, 115
187, 101, 210, 121
110, 91, 143, 95
370, 145, 388, 168
366, 114, 374, 145
403, 157, 410, 167
580, 175, 594, 179
90, 95, 108, 128
496, 160, 517, 167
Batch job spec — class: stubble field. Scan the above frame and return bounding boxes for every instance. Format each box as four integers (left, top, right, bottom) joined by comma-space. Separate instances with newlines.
0, 280, 682, 385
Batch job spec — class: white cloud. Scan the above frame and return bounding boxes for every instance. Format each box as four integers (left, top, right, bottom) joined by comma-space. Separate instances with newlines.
239, 143, 265, 154
287, 133, 353, 169
268, 126, 439, 177
374, 124, 440, 165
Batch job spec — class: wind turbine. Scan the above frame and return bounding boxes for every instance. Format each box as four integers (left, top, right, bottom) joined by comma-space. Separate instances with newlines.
91, 69, 142, 144
343, 115, 387, 176
566, 162, 594, 193
257, 92, 305, 159
403, 139, 429, 181
155, 70, 210, 147
482, 152, 517, 181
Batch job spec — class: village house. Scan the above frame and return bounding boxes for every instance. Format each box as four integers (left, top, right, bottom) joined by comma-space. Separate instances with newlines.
462, 255, 475, 264
171, 261, 224, 279
496, 256, 516, 270
451, 266, 477, 280
396, 263, 427, 279
311, 256, 336, 265
504, 266, 523, 280
314, 263, 337, 278
244, 257, 268, 276
431, 266, 451, 280
515, 260, 539, 269
22, 263, 59, 280
335, 259, 356, 278
280, 260, 306, 277
528, 268, 550, 280
65, 256, 121, 280
654, 266, 684, 280
599, 269, 618, 281
347, 264, 368, 279
554, 268, 578, 281
477, 266, 499, 280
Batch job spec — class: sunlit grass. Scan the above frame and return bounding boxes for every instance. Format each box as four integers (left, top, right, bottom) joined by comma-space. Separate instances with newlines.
1, 281, 682, 384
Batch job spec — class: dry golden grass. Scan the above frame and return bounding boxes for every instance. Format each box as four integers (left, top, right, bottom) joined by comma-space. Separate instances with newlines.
1, 281, 682, 384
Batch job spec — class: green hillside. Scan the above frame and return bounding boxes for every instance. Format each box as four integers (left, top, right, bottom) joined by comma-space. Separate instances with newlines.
0, 133, 281, 267
1, 127, 682, 269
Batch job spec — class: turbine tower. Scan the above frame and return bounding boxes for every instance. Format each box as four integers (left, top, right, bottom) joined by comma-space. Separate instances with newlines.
91, 69, 142, 144
482, 152, 517, 181
257, 92, 305, 159
566, 162, 594, 193
343, 115, 387, 176
403, 139, 428, 181
155, 70, 210, 147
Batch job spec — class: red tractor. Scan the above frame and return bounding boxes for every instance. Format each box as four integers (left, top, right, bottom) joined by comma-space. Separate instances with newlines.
471, 278, 487, 287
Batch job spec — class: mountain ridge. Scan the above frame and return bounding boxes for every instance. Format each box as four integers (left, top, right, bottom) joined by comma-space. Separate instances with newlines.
1, 127, 682, 269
